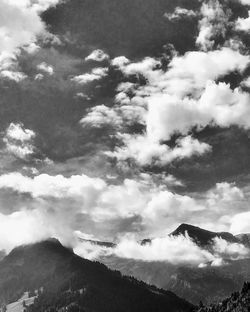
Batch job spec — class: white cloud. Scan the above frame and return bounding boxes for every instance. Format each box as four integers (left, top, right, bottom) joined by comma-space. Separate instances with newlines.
146, 81, 250, 143
239, 0, 250, 5
111, 234, 249, 265
111, 56, 130, 67
164, 7, 196, 21
37, 62, 54, 75
85, 49, 109, 62
163, 48, 249, 97
0, 172, 105, 199
236, 11, 250, 32
106, 134, 211, 166
241, 76, 250, 87
0, 70, 27, 82
0, 0, 60, 57
108, 48, 250, 167
80, 105, 123, 128
207, 182, 244, 205
71, 67, 108, 84
3, 123, 36, 160
196, 0, 230, 51
230, 212, 250, 234
0, 169, 248, 251
0, 0, 60, 81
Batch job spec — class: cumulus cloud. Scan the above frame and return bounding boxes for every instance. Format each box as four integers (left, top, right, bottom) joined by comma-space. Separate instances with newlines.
37, 62, 54, 75
106, 47, 250, 167
196, 0, 231, 51
71, 67, 108, 84
0, 0, 60, 56
3, 123, 36, 160
85, 49, 109, 62
106, 134, 211, 166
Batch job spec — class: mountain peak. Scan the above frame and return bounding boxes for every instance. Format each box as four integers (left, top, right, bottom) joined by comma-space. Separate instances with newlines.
0, 240, 193, 312
171, 224, 239, 247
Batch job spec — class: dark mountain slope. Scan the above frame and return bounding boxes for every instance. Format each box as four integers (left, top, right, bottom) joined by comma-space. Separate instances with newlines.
0, 239, 193, 312
101, 255, 250, 305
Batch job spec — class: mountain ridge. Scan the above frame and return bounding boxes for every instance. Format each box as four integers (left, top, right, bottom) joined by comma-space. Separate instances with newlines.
0, 239, 193, 312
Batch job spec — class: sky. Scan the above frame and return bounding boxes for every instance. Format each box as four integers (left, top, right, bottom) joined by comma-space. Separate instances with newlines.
1, 0, 250, 257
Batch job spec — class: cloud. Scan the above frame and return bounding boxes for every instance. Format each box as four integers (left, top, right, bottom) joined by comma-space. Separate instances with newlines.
0, 172, 105, 199
236, 11, 250, 32
239, 0, 250, 5
3, 123, 36, 160
111, 234, 249, 266
37, 62, 54, 75
230, 212, 250, 234
0, 169, 248, 251
106, 134, 211, 166
0, 0, 60, 57
0, 171, 200, 231
0, 201, 79, 253
85, 49, 110, 62
146, 80, 250, 142
210, 182, 245, 201
71, 67, 108, 84
0, 0, 43, 56
80, 105, 123, 128
106, 48, 250, 167
164, 7, 196, 21
196, 0, 231, 51
0, 70, 27, 82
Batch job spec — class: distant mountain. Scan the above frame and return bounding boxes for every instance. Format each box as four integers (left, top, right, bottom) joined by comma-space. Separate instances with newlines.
0, 239, 193, 312
170, 224, 239, 247
89, 224, 250, 305
194, 281, 250, 312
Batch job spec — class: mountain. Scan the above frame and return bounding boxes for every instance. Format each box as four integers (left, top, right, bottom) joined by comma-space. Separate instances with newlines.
101, 255, 250, 305
194, 282, 250, 312
170, 224, 239, 247
0, 239, 193, 312
88, 224, 250, 305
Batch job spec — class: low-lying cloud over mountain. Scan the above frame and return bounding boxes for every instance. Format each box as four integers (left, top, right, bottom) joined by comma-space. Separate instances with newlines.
74, 224, 250, 267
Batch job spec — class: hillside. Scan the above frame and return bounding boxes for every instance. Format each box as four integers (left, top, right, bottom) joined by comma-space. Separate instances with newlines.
0, 239, 193, 312
93, 224, 250, 304
194, 282, 250, 312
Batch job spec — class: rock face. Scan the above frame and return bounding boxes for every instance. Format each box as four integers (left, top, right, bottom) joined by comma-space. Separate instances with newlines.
194, 282, 250, 312
0, 240, 193, 312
